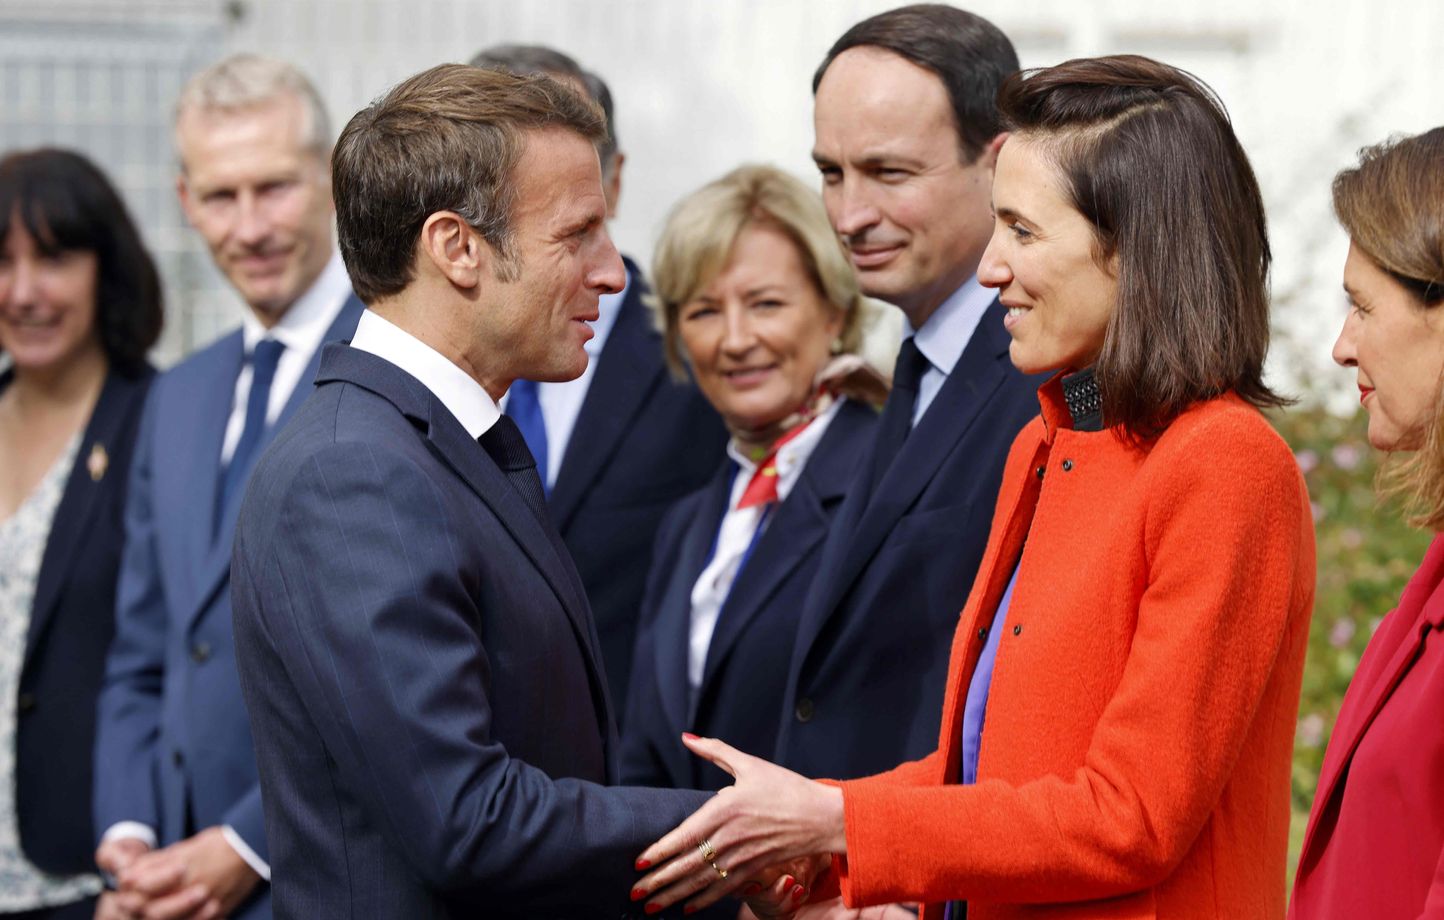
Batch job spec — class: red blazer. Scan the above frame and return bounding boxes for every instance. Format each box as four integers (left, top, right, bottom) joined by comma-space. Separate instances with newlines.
1290, 534, 1444, 919
830, 384, 1315, 919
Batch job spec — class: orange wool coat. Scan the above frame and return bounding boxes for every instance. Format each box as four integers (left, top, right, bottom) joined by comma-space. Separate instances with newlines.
831, 383, 1316, 919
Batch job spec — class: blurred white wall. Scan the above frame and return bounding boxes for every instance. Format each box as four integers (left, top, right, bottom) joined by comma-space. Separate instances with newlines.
2, 0, 1441, 407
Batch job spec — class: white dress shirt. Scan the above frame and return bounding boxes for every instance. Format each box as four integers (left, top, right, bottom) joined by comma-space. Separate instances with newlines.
499, 267, 630, 488
221, 252, 354, 464
905, 274, 995, 427
687, 399, 843, 692
349, 309, 502, 439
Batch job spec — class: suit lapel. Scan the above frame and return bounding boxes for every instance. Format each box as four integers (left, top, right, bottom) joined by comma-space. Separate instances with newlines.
317, 346, 612, 726
1302, 537, 1444, 861
700, 403, 870, 692
23, 371, 148, 658
653, 466, 732, 736
191, 296, 365, 625
795, 299, 1012, 654
178, 331, 244, 612
548, 264, 665, 532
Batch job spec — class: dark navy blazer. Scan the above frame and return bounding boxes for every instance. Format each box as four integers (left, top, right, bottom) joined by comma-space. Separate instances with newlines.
621, 399, 877, 792
12, 366, 152, 875
230, 344, 708, 919
773, 299, 1042, 781
549, 258, 727, 713
93, 296, 363, 919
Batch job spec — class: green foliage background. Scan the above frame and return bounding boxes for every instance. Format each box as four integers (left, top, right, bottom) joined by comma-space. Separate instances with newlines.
1271, 405, 1434, 880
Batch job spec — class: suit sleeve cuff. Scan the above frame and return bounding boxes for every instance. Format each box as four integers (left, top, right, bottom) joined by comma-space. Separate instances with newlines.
221, 825, 271, 881
101, 822, 157, 850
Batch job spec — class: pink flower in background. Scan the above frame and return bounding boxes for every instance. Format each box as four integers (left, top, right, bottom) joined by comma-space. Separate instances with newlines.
1311, 501, 1326, 522
1298, 713, 1326, 749
1295, 449, 1319, 474
1340, 528, 1364, 549
1329, 618, 1357, 648
1332, 443, 1364, 471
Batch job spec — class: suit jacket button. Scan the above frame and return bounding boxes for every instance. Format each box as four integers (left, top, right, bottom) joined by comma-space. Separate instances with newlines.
1061, 459, 1074, 472
977, 627, 988, 641
1013, 623, 1023, 636
17, 692, 35, 714
795, 698, 815, 723
190, 642, 212, 664
1035, 465, 1045, 479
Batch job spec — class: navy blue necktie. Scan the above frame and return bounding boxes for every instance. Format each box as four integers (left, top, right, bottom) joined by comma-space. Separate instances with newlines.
864, 336, 931, 497
218, 338, 285, 532
505, 378, 549, 495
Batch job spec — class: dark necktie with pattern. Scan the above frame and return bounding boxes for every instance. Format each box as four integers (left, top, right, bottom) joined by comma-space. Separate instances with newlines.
862, 336, 932, 497
478, 415, 554, 529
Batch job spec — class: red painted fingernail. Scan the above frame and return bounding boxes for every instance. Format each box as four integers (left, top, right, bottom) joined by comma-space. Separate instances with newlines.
792, 884, 807, 902
782, 876, 795, 889
645, 903, 664, 915
631, 887, 647, 901
682, 732, 700, 741
635, 859, 652, 870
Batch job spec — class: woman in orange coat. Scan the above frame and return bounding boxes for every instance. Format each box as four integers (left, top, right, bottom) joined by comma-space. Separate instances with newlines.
630, 55, 1316, 920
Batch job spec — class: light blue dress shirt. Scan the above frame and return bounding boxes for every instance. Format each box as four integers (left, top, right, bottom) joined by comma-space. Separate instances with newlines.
905, 275, 996, 427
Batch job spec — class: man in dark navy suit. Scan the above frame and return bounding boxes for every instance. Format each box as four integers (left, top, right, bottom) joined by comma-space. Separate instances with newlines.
230, 64, 707, 918
93, 54, 364, 920
774, 5, 1041, 782
470, 44, 727, 710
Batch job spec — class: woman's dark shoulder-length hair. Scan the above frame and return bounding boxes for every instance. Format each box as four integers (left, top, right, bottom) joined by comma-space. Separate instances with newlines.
0, 148, 163, 373
997, 55, 1287, 441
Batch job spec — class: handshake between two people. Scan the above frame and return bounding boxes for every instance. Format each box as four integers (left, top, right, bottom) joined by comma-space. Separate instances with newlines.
630, 734, 916, 920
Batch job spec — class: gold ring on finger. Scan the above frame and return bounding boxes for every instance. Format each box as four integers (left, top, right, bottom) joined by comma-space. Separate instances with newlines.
697, 838, 718, 863
711, 860, 728, 880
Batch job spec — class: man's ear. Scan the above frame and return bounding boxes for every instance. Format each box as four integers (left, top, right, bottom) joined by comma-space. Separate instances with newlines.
418, 211, 486, 289
175, 173, 197, 228
973, 131, 1009, 172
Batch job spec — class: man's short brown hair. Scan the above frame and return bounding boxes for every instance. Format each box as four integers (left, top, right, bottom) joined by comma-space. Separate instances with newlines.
332, 63, 606, 303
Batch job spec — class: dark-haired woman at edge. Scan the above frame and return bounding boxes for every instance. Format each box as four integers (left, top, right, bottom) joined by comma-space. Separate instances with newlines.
630, 55, 1315, 920
0, 149, 161, 920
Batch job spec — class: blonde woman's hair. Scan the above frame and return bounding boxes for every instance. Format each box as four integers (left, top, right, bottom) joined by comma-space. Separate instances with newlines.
1333, 127, 1444, 530
651, 164, 865, 378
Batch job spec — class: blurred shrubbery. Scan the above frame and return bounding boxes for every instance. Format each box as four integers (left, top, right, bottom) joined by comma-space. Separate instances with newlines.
1269, 404, 1433, 873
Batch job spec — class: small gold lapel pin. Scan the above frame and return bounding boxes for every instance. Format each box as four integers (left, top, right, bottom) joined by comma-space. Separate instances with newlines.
88, 443, 109, 482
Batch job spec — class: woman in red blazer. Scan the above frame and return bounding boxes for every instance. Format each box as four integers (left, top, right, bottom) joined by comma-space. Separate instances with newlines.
630, 55, 1316, 920
1289, 128, 1444, 919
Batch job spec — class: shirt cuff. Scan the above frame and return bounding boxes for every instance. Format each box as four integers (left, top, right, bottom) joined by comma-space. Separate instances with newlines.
221, 824, 271, 881
101, 822, 157, 850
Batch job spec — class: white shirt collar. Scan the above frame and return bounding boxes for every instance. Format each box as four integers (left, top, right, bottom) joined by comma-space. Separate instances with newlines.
904, 274, 994, 376
348, 309, 502, 439
240, 250, 353, 354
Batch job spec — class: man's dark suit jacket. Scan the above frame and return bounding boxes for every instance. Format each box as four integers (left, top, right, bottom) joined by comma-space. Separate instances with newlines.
231, 344, 708, 919
621, 399, 877, 793
11, 365, 151, 874
549, 257, 726, 711
774, 299, 1042, 781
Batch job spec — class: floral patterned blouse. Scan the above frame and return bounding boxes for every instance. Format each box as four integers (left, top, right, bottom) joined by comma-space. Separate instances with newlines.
0, 432, 102, 909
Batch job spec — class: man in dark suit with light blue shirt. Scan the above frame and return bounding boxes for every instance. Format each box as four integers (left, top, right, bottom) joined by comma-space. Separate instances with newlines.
92, 55, 363, 920
774, 5, 1041, 782
470, 44, 727, 711
229, 63, 707, 918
